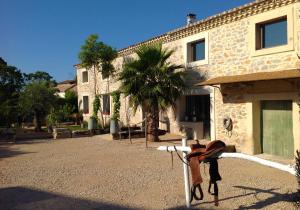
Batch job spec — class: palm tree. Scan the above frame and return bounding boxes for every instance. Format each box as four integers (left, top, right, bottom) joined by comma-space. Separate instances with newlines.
119, 43, 186, 142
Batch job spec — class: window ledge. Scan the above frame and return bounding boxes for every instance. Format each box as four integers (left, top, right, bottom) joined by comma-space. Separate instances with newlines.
180, 121, 202, 123
252, 44, 294, 57
187, 59, 208, 68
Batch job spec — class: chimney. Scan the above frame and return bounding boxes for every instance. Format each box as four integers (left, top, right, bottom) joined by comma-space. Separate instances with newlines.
187, 13, 196, 25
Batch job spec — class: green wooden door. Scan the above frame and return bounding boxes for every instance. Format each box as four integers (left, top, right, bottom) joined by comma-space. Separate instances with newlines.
261, 100, 294, 158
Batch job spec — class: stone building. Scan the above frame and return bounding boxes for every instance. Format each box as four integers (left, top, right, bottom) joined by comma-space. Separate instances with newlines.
75, 0, 300, 159
55, 80, 77, 98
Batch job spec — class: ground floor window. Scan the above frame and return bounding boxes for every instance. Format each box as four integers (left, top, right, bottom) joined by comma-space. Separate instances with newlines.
183, 94, 211, 139
83, 96, 89, 114
185, 95, 210, 122
102, 94, 110, 115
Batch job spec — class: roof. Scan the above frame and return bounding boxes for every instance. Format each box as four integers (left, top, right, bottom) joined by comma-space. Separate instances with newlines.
197, 69, 300, 86
58, 80, 76, 85
55, 83, 77, 93
74, 0, 297, 67
117, 0, 296, 56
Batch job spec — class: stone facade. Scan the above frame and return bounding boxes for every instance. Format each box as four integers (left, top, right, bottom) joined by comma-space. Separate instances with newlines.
76, 0, 300, 156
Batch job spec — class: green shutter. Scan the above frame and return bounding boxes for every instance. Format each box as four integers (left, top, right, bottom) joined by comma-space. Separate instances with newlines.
261, 100, 294, 158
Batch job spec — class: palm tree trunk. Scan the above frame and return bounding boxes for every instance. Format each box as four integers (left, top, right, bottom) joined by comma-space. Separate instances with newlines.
34, 111, 42, 132
147, 104, 159, 142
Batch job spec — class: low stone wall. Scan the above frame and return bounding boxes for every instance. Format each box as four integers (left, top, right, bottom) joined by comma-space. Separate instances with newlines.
53, 128, 72, 139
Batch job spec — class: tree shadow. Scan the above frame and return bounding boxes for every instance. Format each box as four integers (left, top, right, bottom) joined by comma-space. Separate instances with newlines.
168, 206, 214, 210
232, 185, 298, 209
197, 185, 298, 209
0, 186, 141, 210
0, 144, 35, 159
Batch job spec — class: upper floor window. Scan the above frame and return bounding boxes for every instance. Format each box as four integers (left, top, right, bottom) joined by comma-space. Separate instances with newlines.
184, 32, 208, 66
83, 96, 89, 114
82, 71, 88, 83
102, 94, 110, 115
256, 17, 287, 50
191, 40, 205, 61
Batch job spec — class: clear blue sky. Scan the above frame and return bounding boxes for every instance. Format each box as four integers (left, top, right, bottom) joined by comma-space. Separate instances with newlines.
0, 0, 253, 82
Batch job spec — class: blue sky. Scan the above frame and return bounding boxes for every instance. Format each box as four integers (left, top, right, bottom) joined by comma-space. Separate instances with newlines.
0, 0, 252, 82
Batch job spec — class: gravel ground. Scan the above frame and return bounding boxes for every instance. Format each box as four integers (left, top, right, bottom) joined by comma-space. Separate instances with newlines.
0, 135, 299, 210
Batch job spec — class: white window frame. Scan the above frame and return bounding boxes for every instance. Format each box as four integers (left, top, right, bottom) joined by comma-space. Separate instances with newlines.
183, 32, 209, 67
82, 95, 89, 114
82, 70, 89, 84
250, 6, 294, 57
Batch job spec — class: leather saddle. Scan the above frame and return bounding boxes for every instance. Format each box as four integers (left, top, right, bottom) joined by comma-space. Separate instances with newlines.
186, 140, 226, 206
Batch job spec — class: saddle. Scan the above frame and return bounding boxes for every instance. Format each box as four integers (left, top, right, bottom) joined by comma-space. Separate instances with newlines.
186, 140, 226, 206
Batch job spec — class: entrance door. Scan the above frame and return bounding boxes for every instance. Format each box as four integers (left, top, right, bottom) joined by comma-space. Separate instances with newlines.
261, 100, 294, 158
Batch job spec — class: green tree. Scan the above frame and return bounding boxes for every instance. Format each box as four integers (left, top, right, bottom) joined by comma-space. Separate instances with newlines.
78, 34, 117, 93
64, 90, 78, 114
78, 34, 117, 127
19, 71, 58, 131
119, 43, 186, 141
25, 71, 56, 86
0, 58, 24, 127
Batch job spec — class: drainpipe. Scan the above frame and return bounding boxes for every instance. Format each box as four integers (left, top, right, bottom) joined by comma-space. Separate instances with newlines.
213, 87, 217, 140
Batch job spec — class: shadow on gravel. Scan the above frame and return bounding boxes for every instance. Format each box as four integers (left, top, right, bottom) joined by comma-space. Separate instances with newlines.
197, 185, 298, 209
0, 187, 140, 210
168, 206, 215, 210
0, 144, 35, 159
233, 185, 299, 209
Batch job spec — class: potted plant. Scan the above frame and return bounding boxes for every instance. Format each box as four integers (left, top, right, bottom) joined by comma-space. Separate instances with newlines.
192, 110, 197, 122
46, 108, 58, 133
88, 115, 97, 131
184, 115, 189, 121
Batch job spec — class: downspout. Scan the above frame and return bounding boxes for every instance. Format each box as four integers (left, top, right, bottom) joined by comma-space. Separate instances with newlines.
213, 87, 216, 140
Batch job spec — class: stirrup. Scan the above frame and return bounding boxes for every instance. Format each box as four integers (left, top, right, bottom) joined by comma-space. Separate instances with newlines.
208, 181, 219, 196
190, 184, 203, 203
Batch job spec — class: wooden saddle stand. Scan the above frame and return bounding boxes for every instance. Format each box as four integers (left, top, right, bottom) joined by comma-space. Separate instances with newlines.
186, 140, 226, 206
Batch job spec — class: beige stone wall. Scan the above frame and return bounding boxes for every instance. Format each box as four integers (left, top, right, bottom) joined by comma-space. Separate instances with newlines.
76, 2, 300, 154
76, 56, 144, 125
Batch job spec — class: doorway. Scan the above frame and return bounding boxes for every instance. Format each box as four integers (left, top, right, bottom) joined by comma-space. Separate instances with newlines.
261, 100, 294, 158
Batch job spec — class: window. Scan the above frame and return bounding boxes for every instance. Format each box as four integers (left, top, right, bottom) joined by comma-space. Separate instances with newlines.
102, 94, 110, 115
83, 96, 89, 114
256, 17, 287, 50
191, 40, 205, 61
250, 8, 293, 56
185, 95, 210, 122
184, 32, 208, 65
82, 71, 88, 83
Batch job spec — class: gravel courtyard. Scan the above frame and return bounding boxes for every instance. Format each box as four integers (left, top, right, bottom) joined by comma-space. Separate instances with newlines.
0, 135, 298, 210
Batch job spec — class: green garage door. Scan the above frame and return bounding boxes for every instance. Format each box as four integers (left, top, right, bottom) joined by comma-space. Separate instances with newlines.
261, 100, 294, 158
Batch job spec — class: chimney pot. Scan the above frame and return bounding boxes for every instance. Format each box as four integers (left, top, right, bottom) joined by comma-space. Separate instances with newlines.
187, 13, 196, 25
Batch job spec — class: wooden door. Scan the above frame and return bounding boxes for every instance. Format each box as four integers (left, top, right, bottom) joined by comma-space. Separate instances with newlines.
261, 100, 294, 158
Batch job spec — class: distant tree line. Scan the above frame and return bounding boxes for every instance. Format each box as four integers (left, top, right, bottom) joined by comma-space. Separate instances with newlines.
0, 57, 78, 131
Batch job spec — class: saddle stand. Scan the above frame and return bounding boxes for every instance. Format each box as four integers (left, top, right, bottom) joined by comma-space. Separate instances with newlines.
186, 140, 226, 206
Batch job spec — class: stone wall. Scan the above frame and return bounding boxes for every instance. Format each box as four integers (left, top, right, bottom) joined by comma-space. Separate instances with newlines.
76, 1, 300, 152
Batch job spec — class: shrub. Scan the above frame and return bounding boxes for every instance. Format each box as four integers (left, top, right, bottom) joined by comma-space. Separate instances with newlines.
111, 91, 121, 121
